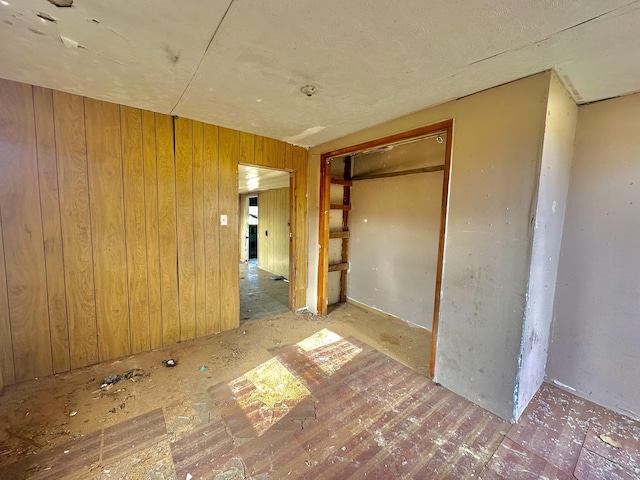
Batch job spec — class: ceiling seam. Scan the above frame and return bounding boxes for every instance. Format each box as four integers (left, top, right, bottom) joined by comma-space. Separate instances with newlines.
465, 0, 640, 68
169, 0, 236, 115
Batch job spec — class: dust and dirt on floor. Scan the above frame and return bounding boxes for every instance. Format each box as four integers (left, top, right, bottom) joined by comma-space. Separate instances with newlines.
0, 303, 431, 477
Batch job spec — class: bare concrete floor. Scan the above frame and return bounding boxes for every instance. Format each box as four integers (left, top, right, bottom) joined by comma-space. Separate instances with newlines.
0, 303, 430, 478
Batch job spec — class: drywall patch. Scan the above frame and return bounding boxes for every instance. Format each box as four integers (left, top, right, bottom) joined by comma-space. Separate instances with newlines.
283, 126, 325, 144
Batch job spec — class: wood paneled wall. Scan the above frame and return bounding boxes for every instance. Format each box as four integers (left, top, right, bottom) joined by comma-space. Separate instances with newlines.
0, 78, 308, 386
257, 187, 291, 278
237, 133, 308, 310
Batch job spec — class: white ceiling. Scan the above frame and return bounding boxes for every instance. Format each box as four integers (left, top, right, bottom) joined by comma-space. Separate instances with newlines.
2, 1, 639, 147
238, 165, 290, 195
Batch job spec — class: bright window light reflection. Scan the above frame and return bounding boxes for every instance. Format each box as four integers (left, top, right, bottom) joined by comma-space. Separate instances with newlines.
226, 329, 362, 437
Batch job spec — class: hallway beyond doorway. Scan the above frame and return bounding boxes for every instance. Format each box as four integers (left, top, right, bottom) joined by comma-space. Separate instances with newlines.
240, 261, 289, 322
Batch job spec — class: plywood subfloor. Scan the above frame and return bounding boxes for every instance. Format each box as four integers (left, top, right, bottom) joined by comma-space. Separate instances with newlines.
0, 304, 637, 479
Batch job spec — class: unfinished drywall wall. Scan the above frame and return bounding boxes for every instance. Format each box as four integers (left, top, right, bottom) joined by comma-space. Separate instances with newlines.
257, 187, 290, 278
347, 137, 445, 329
0, 78, 308, 386
547, 92, 640, 420
515, 73, 578, 419
308, 72, 554, 420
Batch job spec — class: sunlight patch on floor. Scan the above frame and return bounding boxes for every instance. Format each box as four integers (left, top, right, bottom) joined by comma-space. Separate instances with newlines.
226, 329, 362, 437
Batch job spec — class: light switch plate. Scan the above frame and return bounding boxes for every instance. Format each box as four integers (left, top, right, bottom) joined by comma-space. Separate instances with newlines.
220, 214, 227, 226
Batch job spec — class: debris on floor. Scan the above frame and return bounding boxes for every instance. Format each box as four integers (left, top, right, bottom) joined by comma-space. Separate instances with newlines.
124, 368, 145, 379
269, 275, 286, 281
199, 366, 208, 372
100, 375, 121, 389
599, 433, 623, 449
162, 359, 177, 368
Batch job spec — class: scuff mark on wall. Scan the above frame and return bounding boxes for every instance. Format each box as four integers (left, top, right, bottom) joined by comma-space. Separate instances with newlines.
162, 45, 181, 65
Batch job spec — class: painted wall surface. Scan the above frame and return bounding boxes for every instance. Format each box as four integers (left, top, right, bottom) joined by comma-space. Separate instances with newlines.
308, 72, 552, 420
515, 73, 577, 419
0, 78, 308, 387
346, 137, 445, 329
348, 173, 442, 329
257, 187, 291, 278
547, 92, 640, 420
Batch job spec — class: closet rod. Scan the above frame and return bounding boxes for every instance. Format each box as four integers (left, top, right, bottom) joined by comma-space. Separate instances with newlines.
351, 164, 444, 181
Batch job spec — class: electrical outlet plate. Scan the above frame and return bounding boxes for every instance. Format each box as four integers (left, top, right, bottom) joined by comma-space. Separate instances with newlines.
220, 214, 228, 226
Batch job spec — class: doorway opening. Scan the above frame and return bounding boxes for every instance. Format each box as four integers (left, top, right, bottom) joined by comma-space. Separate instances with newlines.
317, 121, 453, 378
239, 165, 292, 322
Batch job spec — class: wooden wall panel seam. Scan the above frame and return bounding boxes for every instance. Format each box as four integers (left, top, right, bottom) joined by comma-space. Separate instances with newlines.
32, 86, 67, 374
46, 88, 72, 373
143, 110, 162, 351
192, 122, 206, 338
84, 97, 101, 362
53, 91, 99, 369
119, 107, 133, 355
0, 203, 16, 385
85, 99, 130, 361
0, 80, 53, 380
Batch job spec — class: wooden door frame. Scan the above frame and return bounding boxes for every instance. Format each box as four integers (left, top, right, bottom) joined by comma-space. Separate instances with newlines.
238, 162, 301, 312
316, 120, 453, 379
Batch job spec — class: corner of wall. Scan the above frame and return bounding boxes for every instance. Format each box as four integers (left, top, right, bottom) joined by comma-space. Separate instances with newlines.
514, 71, 578, 421
305, 151, 321, 314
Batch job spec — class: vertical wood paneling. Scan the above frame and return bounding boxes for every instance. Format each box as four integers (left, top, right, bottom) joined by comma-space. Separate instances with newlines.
203, 124, 221, 334
53, 91, 98, 369
142, 111, 162, 350
0, 78, 308, 387
277, 141, 287, 170
156, 113, 180, 346
254, 136, 264, 166
121, 106, 150, 354
193, 122, 206, 338
293, 146, 308, 310
285, 143, 294, 171
85, 99, 130, 361
0, 80, 52, 381
239, 131, 254, 165
257, 188, 290, 277
263, 137, 279, 168
33, 86, 70, 373
175, 118, 196, 341
0, 206, 15, 385
219, 127, 240, 332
